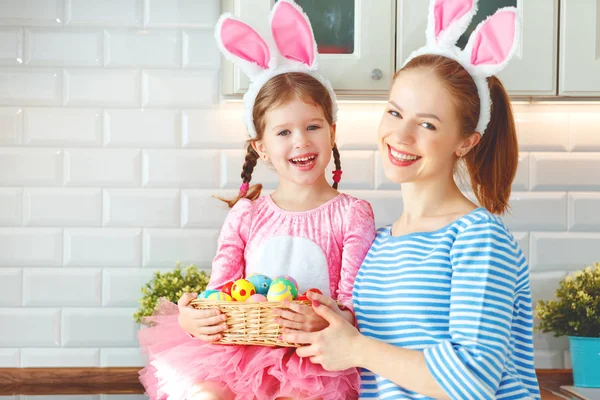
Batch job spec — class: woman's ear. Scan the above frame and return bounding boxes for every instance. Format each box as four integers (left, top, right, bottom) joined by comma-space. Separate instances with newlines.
251, 140, 269, 161
455, 132, 481, 157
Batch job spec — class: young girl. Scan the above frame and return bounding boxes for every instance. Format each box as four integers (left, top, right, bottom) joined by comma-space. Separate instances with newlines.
138, 2, 376, 399
283, 1, 541, 399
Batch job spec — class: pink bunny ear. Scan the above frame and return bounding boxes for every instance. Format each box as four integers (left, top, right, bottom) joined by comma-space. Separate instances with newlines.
215, 14, 271, 78
464, 7, 520, 76
270, 0, 317, 68
427, 0, 477, 46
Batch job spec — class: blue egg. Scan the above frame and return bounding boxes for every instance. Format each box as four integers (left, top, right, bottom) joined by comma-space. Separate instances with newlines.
246, 273, 272, 295
198, 289, 219, 299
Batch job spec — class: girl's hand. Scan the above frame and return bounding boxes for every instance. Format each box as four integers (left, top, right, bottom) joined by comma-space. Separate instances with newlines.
273, 300, 327, 333
177, 292, 228, 342
281, 292, 362, 371
273, 293, 344, 333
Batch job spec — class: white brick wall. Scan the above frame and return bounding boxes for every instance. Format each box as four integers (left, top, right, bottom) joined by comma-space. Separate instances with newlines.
0, 1, 598, 371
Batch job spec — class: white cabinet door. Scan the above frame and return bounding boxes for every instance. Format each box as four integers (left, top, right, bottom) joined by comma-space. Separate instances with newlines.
560, 0, 600, 96
221, 0, 395, 95
396, 0, 558, 96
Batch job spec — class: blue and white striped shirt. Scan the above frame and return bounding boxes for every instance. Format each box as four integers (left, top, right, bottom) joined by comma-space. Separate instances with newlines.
352, 208, 540, 400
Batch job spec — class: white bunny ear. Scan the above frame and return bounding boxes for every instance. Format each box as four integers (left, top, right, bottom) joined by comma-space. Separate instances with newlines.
426, 0, 478, 46
463, 7, 520, 77
270, 0, 318, 69
215, 13, 272, 80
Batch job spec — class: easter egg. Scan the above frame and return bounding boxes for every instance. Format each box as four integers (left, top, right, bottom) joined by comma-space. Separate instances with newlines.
297, 288, 322, 301
267, 282, 294, 302
231, 279, 256, 302
246, 294, 267, 303
280, 275, 299, 291
207, 291, 232, 301
246, 273, 272, 295
271, 277, 298, 299
221, 281, 235, 296
304, 288, 322, 295
198, 289, 219, 299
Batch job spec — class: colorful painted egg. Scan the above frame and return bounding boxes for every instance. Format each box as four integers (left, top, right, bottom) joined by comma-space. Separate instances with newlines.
280, 275, 299, 291
198, 289, 219, 299
221, 281, 235, 296
246, 294, 268, 303
206, 291, 232, 301
231, 279, 256, 302
246, 274, 272, 295
267, 282, 294, 302
271, 277, 298, 299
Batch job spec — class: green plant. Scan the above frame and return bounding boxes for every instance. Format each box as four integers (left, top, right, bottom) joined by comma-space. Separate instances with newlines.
535, 262, 600, 337
134, 263, 210, 324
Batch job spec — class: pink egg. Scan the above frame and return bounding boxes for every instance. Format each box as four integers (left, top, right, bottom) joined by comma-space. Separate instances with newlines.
246, 294, 267, 303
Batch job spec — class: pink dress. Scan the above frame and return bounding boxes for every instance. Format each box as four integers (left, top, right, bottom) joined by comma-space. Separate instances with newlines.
138, 193, 376, 400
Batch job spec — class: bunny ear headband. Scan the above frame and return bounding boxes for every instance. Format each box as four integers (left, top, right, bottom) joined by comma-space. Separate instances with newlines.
215, 0, 337, 139
403, 0, 520, 135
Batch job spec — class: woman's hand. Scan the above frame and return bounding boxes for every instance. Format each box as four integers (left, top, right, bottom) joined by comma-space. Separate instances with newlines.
281, 292, 363, 371
177, 292, 228, 342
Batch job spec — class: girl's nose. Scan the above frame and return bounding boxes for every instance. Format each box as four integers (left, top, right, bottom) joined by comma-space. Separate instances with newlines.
293, 132, 311, 148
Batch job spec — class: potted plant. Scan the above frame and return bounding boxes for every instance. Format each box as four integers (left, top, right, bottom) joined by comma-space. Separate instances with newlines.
535, 262, 600, 388
134, 263, 210, 325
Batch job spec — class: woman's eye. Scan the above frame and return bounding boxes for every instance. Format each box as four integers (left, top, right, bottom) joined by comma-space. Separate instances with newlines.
307, 125, 320, 131
387, 110, 402, 118
420, 122, 436, 131
277, 130, 291, 136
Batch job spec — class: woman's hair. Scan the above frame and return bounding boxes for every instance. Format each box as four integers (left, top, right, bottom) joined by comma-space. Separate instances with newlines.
218, 72, 342, 208
396, 55, 518, 215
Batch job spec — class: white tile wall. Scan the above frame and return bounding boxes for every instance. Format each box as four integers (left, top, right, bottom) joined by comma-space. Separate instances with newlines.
0, 69, 61, 105
23, 268, 102, 306
24, 108, 102, 146
0, 269, 22, 307
66, 0, 142, 27
100, 347, 147, 367
0, 108, 22, 145
0, 28, 24, 66
62, 308, 139, 347
0, 349, 20, 368
0, 188, 22, 226
104, 109, 181, 147
0, 0, 598, 371
25, 28, 103, 66
20, 348, 100, 367
0, 0, 63, 27
64, 69, 141, 107
105, 29, 180, 68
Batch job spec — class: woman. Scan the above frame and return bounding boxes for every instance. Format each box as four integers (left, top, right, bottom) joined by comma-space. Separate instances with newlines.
281, 1, 541, 399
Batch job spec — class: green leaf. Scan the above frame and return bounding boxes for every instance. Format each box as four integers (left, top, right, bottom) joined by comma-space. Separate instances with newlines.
535, 262, 600, 337
133, 263, 210, 324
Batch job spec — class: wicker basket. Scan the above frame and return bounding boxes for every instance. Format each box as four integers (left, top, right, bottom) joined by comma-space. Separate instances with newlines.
190, 298, 312, 347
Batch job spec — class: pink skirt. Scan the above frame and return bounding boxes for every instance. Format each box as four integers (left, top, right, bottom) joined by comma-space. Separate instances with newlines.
138, 298, 360, 400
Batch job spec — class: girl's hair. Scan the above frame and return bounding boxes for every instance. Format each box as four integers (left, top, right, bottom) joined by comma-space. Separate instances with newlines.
396, 55, 518, 215
218, 72, 342, 208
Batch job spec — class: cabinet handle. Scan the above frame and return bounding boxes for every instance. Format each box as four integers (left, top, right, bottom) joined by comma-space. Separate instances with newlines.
371, 69, 383, 81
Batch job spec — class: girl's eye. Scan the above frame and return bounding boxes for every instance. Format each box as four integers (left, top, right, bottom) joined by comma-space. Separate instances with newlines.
307, 125, 320, 131
420, 122, 436, 131
387, 110, 402, 118
277, 130, 291, 136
